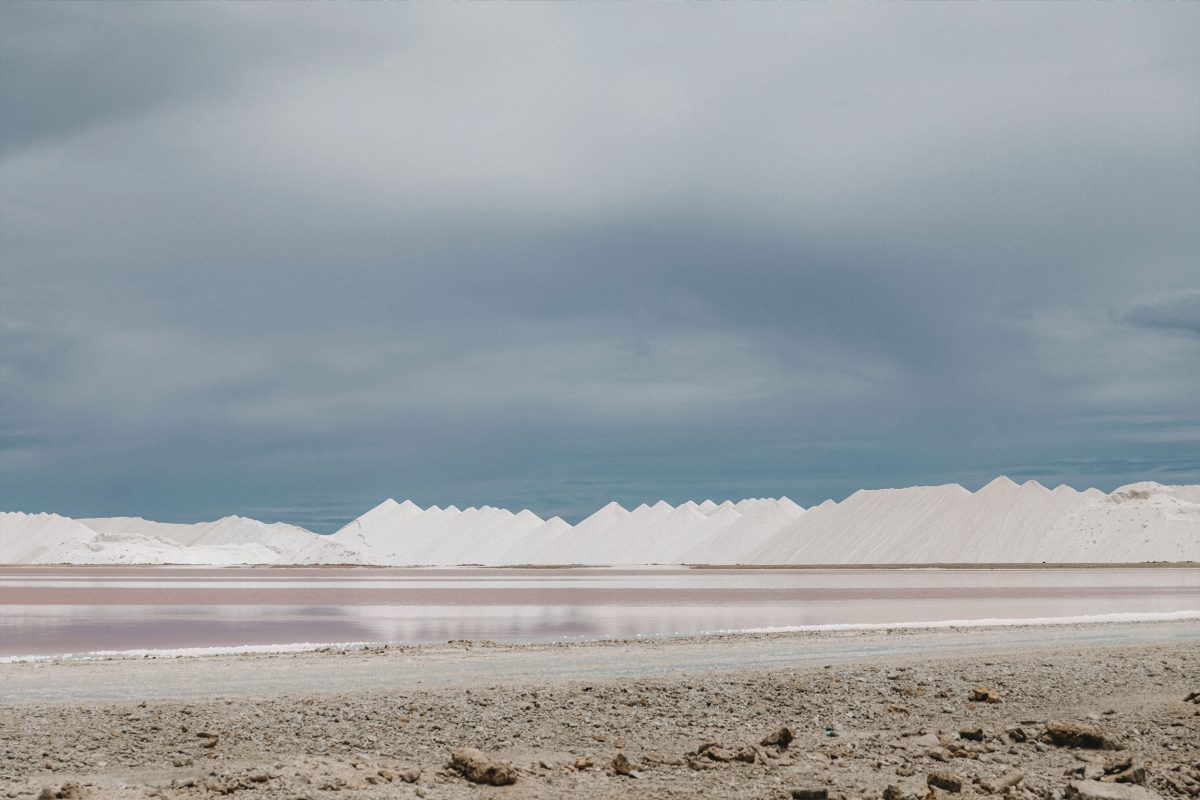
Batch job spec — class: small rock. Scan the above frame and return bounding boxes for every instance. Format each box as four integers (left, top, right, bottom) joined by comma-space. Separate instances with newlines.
762, 725, 795, 750
884, 785, 904, 800
450, 747, 518, 786
1102, 763, 1145, 786
982, 770, 1025, 793
971, 687, 1002, 704
1046, 721, 1119, 750
911, 733, 941, 749
1104, 757, 1132, 774
792, 789, 829, 800
612, 753, 634, 776
1006, 727, 1029, 743
960, 728, 985, 742
703, 746, 735, 763
929, 770, 965, 792
1066, 780, 1163, 800
1161, 775, 1191, 795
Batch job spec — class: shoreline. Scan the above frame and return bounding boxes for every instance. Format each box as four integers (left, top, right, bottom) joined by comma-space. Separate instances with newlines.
3, 617, 1196, 706
3, 610, 1199, 665
3, 561, 1199, 569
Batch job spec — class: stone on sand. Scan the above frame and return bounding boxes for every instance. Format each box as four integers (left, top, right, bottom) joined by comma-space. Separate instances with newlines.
761, 725, 795, 749
1046, 721, 1120, 750
450, 747, 518, 786
1067, 780, 1163, 800
928, 770, 965, 792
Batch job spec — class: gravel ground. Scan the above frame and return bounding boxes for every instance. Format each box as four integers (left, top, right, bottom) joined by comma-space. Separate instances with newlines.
1, 626, 1197, 799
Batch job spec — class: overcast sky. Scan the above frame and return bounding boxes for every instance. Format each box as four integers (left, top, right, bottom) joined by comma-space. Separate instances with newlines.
2, 4, 1198, 530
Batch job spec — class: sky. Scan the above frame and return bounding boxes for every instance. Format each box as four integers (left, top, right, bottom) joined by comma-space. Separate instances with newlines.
2, 4, 1198, 531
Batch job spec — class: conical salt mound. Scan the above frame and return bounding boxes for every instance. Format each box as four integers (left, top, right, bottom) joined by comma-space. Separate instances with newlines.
328, 498, 426, 561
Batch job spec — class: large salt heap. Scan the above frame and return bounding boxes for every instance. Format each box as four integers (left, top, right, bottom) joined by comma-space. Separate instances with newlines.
325, 499, 424, 561
682, 498, 805, 564
746, 478, 1200, 564
520, 501, 631, 565
514, 497, 805, 565
748, 477, 1106, 564
496, 515, 574, 565
327, 501, 547, 566
1037, 482, 1200, 563
0, 512, 102, 564
401, 506, 546, 566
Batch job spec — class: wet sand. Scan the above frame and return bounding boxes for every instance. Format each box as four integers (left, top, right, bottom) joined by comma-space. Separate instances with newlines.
1, 619, 1197, 703
1, 620, 1198, 799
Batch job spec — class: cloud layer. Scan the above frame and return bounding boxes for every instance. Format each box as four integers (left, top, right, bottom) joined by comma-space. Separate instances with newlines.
2, 4, 1198, 529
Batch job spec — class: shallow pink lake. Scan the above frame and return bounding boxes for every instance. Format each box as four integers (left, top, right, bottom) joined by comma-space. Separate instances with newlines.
1, 566, 1196, 658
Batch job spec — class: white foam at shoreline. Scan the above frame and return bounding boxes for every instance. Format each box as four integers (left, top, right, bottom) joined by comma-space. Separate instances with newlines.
715, 609, 1200, 635
3, 609, 1195, 664
0, 640, 382, 664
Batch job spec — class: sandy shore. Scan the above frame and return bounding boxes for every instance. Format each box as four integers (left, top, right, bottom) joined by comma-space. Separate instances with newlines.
1, 622, 1197, 799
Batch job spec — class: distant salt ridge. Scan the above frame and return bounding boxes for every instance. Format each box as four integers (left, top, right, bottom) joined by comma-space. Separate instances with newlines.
2, 478, 1198, 566
0, 511, 365, 566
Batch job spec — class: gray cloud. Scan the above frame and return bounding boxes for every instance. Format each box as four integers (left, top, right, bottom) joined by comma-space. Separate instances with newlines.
1120, 290, 1200, 337
2, 3, 1198, 529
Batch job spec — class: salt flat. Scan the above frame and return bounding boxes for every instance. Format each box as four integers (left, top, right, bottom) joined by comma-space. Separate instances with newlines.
2, 619, 1195, 704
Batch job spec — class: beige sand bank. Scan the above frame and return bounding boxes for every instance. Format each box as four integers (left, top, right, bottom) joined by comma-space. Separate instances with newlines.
1, 622, 1197, 799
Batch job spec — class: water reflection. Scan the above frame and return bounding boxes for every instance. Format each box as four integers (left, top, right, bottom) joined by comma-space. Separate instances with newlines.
1, 567, 1197, 657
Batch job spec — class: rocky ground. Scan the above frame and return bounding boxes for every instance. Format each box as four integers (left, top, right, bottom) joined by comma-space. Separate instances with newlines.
1, 633, 1197, 799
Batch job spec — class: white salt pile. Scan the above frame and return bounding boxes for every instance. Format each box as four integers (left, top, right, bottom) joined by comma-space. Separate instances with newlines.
0, 512, 365, 566
2, 477, 1197, 566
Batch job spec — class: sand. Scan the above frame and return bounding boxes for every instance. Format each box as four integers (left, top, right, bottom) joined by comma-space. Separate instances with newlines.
2, 621, 1197, 799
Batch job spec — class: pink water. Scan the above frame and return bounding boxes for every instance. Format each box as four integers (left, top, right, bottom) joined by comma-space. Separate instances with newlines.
2, 566, 1196, 657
